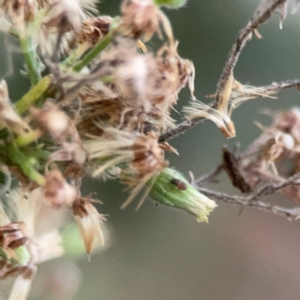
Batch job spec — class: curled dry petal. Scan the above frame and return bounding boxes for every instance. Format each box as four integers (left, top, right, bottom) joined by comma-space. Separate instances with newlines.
121, 0, 168, 42
72, 199, 105, 254
44, 170, 77, 207
183, 101, 236, 138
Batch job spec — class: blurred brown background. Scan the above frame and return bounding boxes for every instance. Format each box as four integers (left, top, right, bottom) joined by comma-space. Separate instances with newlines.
2, 0, 300, 299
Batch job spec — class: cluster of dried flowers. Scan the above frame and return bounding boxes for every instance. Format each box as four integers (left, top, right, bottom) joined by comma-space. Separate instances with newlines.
0, 0, 299, 298
0, 0, 218, 298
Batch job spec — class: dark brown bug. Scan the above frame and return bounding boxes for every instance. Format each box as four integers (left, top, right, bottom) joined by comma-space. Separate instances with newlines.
170, 178, 187, 190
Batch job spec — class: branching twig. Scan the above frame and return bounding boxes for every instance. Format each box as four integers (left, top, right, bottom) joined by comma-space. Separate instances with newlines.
215, 0, 287, 104
197, 172, 300, 220
159, 0, 288, 143
159, 77, 300, 143
195, 164, 224, 185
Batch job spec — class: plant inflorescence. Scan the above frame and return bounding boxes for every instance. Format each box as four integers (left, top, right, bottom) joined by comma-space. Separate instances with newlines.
0, 0, 299, 298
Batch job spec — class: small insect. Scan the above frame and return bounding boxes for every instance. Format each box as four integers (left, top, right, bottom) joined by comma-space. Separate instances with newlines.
170, 178, 187, 190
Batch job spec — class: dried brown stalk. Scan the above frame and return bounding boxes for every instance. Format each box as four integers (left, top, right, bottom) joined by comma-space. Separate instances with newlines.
197, 172, 300, 220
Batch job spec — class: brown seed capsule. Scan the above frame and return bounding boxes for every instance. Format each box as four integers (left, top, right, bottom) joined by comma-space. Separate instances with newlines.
222, 147, 253, 193
170, 178, 187, 190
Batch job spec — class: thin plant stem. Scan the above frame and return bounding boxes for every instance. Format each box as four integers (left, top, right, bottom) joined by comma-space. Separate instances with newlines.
14, 75, 51, 114
73, 32, 113, 72
19, 35, 42, 85
15, 129, 42, 147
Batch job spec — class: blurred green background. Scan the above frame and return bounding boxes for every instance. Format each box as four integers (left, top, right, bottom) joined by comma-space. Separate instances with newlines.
2, 0, 300, 299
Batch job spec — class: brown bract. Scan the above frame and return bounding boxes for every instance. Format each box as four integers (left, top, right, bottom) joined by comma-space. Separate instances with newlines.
72, 197, 105, 255
0, 222, 28, 260
121, 0, 162, 42
130, 132, 167, 183
44, 170, 77, 207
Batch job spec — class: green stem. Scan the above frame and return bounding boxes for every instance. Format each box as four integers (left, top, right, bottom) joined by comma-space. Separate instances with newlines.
19, 35, 41, 85
73, 32, 113, 72
8, 143, 46, 186
14, 75, 51, 114
15, 129, 42, 147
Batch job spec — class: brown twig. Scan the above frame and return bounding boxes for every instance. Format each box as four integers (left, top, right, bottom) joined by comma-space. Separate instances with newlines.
159, 0, 288, 143
159, 77, 300, 143
197, 172, 300, 220
215, 0, 287, 104
195, 164, 224, 185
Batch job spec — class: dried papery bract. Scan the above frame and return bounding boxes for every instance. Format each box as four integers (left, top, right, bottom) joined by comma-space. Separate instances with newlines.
0, 222, 28, 261
72, 198, 105, 255
183, 101, 236, 138
230, 80, 277, 109
38, 0, 99, 55
43, 170, 77, 208
1, 0, 36, 29
184, 71, 236, 138
121, 0, 174, 44
273, 107, 300, 144
85, 129, 167, 182
76, 16, 112, 56
84, 129, 168, 209
31, 101, 71, 144
43, 0, 84, 32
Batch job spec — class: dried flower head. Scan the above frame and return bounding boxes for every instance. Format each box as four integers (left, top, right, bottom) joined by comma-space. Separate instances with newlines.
85, 128, 167, 179
76, 16, 112, 54
121, 0, 174, 44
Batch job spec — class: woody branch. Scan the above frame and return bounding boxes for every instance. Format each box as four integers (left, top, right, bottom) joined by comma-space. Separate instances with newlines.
159, 0, 288, 143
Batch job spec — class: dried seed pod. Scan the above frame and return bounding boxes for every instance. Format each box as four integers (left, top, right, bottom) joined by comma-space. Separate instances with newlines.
222, 147, 253, 193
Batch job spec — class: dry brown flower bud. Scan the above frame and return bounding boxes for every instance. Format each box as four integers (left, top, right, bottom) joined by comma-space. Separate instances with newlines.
72, 198, 105, 255
77, 16, 112, 46
43, 0, 83, 33
1, 0, 36, 25
121, 0, 162, 42
50, 142, 87, 166
86, 128, 167, 181
31, 101, 70, 143
273, 108, 300, 144
121, 0, 174, 44
131, 131, 167, 179
44, 170, 77, 207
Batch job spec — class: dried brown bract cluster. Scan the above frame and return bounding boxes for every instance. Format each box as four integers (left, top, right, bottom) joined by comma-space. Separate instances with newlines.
222, 108, 300, 202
